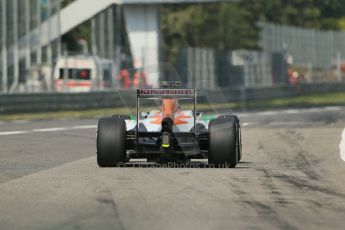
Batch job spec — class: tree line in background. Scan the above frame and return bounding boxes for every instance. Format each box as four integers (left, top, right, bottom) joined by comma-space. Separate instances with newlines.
161, 0, 345, 62
60, 0, 345, 62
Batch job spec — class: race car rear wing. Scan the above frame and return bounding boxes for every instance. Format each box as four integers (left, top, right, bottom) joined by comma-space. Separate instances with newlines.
137, 88, 196, 99
135, 88, 197, 140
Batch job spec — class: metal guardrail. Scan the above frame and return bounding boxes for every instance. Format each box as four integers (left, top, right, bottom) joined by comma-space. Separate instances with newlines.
1, 83, 345, 114
0, 90, 137, 114
199, 83, 345, 104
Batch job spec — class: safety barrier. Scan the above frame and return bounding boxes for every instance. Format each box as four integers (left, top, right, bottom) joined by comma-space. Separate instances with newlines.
1, 83, 345, 114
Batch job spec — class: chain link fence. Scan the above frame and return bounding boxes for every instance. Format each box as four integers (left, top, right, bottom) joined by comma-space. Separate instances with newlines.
176, 47, 286, 89
175, 22, 345, 89
259, 22, 345, 84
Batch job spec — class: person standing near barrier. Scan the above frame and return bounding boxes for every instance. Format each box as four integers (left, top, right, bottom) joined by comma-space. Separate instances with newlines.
118, 69, 131, 89
133, 70, 140, 88
133, 68, 149, 88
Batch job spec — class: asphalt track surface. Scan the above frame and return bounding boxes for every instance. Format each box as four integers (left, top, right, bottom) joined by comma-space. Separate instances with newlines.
1, 106, 345, 230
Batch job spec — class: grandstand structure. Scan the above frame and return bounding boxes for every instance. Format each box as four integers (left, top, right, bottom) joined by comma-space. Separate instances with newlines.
0, 0, 239, 92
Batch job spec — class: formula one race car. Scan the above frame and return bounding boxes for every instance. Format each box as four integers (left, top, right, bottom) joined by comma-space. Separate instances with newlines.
97, 82, 242, 168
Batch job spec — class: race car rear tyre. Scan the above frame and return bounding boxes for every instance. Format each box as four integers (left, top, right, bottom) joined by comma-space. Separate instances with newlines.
238, 123, 242, 162
216, 115, 242, 162
97, 117, 126, 167
208, 117, 238, 168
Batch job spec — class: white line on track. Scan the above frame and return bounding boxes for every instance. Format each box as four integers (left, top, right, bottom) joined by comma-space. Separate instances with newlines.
0, 106, 343, 136
340, 128, 345, 162
0, 131, 30, 136
0, 125, 97, 136
237, 106, 342, 118
240, 121, 327, 127
72, 125, 98, 130
33, 127, 70, 132
267, 121, 326, 126
12, 120, 29, 124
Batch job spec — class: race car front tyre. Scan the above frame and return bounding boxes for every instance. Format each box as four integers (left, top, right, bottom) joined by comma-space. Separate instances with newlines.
208, 117, 238, 168
97, 117, 126, 167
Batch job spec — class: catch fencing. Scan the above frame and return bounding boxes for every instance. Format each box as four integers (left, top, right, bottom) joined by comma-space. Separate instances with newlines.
176, 22, 345, 89
259, 22, 345, 83
259, 22, 345, 70
178, 48, 275, 89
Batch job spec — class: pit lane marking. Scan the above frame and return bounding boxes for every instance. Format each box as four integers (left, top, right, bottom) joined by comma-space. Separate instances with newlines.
0, 125, 97, 136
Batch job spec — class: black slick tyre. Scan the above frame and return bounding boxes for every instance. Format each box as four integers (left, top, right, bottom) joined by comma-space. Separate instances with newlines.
208, 117, 238, 168
97, 117, 126, 167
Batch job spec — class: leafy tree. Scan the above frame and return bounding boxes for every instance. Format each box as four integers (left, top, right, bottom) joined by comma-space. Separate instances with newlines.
242, 0, 345, 30
315, 0, 345, 29
61, 0, 75, 8
160, 2, 259, 63
59, 0, 345, 61
60, 0, 90, 53
242, 0, 321, 28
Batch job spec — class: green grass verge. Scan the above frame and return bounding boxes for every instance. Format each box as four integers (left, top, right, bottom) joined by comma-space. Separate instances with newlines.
244, 91, 345, 108
1, 92, 344, 121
